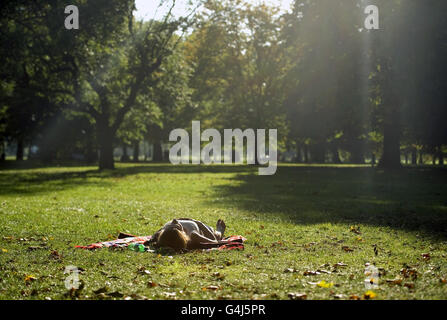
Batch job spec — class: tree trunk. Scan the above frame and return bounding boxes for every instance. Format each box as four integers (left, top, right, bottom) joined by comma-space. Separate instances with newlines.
312, 144, 325, 163
121, 144, 130, 162
295, 145, 302, 163
0, 141, 4, 161
439, 150, 444, 166
97, 124, 115, 170
133, 141, 140, 162
16, 138, 24, 161
379, 120, 401, 169
332, 145, 342, 164
418, 152, 423, 165
85, 134, 97, 163
378, 61, 401, 169
153, 141, 163, 162
303, 145, 309, 163
350, 150, 364, 164
411, 149, 417, 165
371, 153, 376, 165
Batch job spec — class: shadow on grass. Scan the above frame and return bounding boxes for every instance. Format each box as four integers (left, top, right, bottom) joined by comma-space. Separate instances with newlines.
207, 166, 447, 238
0, 161, 255, 196
0, 168, 107, 196
1, 161, 447, 239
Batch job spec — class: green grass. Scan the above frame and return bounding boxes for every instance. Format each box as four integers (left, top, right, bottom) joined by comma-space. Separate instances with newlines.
0, 162, 447, 300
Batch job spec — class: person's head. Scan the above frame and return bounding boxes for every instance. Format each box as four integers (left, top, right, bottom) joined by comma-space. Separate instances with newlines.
157, 225, 189, 251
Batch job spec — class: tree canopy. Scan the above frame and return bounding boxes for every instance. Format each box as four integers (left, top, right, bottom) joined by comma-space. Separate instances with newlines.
0, 0, 446, 168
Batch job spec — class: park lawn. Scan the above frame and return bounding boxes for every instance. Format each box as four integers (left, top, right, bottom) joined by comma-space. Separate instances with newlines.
0, 162, 447, 300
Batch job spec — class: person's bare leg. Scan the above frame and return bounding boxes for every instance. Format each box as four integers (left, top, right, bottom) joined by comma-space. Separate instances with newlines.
216, 219, 226, 239
189, 231, 219, 249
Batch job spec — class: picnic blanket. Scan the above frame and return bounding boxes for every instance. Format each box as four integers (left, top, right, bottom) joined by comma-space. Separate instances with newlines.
75, 235, 246, 251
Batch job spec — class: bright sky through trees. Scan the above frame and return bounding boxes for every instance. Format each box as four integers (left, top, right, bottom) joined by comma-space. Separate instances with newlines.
134, 0, 294, 20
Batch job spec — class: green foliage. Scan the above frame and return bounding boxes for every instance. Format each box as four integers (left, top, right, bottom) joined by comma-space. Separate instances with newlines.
0, 0, 446, 166
186, 0, 288, 145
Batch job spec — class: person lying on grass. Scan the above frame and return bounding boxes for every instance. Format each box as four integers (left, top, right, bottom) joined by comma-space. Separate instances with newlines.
119, 218, 226, 252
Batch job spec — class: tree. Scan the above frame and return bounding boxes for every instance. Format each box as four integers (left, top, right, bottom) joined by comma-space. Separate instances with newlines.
0, 1, 67, 160
282, 0, 365, 163
186, 0, 288, 162
53, 1, 196, 169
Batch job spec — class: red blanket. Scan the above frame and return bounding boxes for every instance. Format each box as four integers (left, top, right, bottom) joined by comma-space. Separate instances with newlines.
76, 235, 246, 251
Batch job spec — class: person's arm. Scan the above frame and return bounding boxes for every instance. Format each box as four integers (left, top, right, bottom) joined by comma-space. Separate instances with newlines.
187, 231, 228, 249
118, 232, 137, 239
191, 220, 218, 241
144, 228, 162, 246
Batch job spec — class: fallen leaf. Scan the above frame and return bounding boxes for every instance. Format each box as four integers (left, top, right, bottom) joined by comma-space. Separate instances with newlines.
342, 246, 354, 252
404, 283, 415, 289
349, 226, 361, 234
385, 278, 403, 286
333, 262, 348, 268
163, 292, 177, 298
349, 294, 361, 300
400, 267, 418, 279
130, 293, 147, 300
213, 272, 225, 280
93, 286, 109, 295
317, 280, 334, 288
421, 253, 431, 261
206, 285, 220, 290
50, 250, 61, 260
317, 269, 332, 274
373, 245, 379, 256
96, 292, 108, 299
27, 246, 47, 251
108, 291, 124, 298
271, 241, 284, 247
304, 242, 317, 248
288, 292, 307, 300
363, 290, 377, 299
24, 275, 37, 282
303, 270, 320, 276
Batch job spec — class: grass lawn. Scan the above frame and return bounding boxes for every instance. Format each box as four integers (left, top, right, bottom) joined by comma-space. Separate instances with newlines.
0, 162, 447, 300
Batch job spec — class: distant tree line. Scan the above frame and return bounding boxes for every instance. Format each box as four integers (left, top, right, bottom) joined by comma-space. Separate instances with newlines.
0, 0, 446, 169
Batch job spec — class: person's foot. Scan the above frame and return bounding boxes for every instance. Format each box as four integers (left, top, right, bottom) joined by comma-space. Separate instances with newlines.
216, 219, 226, 237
